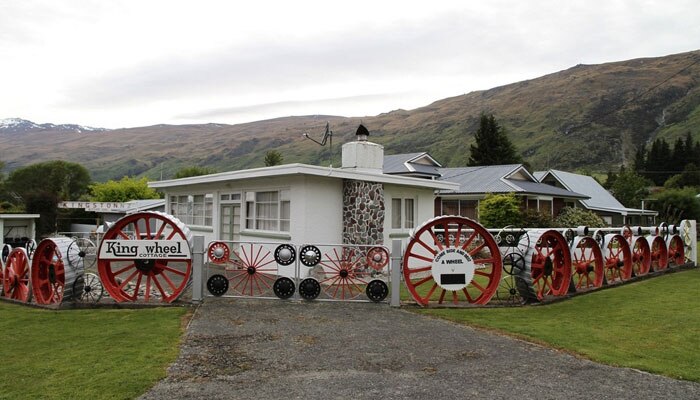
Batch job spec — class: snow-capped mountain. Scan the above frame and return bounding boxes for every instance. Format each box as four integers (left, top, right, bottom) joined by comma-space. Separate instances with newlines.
0, 118, 108, 133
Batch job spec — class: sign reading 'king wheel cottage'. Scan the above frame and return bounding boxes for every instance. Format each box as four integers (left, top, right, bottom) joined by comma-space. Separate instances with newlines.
98, 240, 191, 260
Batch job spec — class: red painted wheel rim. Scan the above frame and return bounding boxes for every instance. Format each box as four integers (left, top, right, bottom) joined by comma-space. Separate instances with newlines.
97, 212, 192, 303
31, 239, 66, 305
571, 236, 604, 290
648, 236, 668, 271
317, 247, 369, 300
631, 237, 651, 277
667, 236, 685, 266
402, 216, 502, 306
366, 247, 389, 271
603, 234, 632, 284
3, 248, 32, 302
529, 230, 572, 299
226, 243, 278, 296
208, 241, 231, 264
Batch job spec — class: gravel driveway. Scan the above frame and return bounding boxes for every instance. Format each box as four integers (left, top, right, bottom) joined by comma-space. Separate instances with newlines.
140, 298, 700, 400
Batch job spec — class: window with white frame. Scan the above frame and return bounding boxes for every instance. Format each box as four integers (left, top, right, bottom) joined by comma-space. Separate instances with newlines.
169, 193, 213, 226
245, 190, 290, 232
392, 198, 415, 229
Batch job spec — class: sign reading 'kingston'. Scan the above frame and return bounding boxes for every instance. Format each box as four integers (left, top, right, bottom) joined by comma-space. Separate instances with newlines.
99, 240, 191, 260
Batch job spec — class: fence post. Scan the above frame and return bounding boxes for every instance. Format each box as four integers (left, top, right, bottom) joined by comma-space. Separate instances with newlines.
191, 235, 205, 304
390, 239, 403, 307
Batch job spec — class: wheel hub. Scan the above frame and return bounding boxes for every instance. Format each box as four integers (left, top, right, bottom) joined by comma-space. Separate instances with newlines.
247, 266, 256, 275
134, 259, 156, 273
48, 264, 57, 284
339, 269, 349, 278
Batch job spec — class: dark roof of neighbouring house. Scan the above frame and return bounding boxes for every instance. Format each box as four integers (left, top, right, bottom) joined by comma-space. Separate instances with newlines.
383, 152, 442, 178
436, 164, 588, 198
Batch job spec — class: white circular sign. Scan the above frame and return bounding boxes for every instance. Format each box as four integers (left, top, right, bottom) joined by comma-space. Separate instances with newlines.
431, 247, 476, 291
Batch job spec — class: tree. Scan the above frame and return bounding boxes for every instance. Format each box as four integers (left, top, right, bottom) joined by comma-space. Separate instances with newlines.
649, 187, 700, 223
468, 114, 522, 166
264, 150, 284, 166
664, 163, 700, 189
90, 176, 161, 202
174, 166, 216, 179
477, 193, 522, 228
609, 168, 652, 208
5, 160, 91, 201
554, 207, 606, 228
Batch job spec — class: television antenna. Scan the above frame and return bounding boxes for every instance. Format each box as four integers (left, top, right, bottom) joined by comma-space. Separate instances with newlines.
302, 121, 334, 167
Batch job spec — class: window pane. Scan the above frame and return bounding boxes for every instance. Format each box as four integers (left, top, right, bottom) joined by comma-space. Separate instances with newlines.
404, 199, 414, 228
442, 200, 458, 216
392, 198, 402, 229
246, 201, 255, 229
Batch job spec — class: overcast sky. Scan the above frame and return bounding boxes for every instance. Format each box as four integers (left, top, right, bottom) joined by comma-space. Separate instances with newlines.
1, 0, 699, 129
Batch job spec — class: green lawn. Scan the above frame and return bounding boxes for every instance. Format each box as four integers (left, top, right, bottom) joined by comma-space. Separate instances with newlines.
417, 268, 700, 382
0, 303, 187, 399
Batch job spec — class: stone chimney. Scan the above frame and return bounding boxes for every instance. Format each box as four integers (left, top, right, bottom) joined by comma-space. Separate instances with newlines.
341, 124, 384, 173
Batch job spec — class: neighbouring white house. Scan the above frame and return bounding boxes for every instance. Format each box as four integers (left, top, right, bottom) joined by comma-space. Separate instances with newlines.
149, 126, 458, 247
535, 169, 658, 225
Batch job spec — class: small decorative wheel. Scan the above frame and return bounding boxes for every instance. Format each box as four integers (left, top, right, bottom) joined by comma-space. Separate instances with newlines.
25, 240, 37, 258
514, 230, 572, 301
402, 216, 502, 306
497, 253, 525, 305
592, 230, 605, 248
299, 245, 321, 267
3, 248, 32, 302
602, 234, 632, 284
1, 244, 11, 265
207, 274, 229, 296
97, 212, 193, 303
621, 226, 634, 244
570, 236, 604, 290
630, 236, 651, 277
298, 277, 321, 300
680, 220, 693, 263
666, 235, 685, 266
366, 247, 389, 270
495, 225, 529, 253
273, 277, 296, 299
225, 243, 278, 296
647, 235, 668, 272
365, 280, 389, 302
274, 244, 296, 266
563, 229, 576, 246
659, 222, 669, 241
74, 272, 104, 303
67, 237, 97, 270
208, 241, 230, 264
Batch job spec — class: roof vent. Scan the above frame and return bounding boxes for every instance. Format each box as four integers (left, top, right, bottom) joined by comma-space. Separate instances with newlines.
355, 124, 369, 142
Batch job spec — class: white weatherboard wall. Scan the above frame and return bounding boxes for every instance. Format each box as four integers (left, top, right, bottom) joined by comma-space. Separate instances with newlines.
160, 174, 343, 246
384, 184, 436, 248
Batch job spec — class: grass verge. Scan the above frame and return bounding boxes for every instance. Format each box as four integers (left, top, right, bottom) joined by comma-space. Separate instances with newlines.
417, 268, 700, 382
0, 303, 187, 399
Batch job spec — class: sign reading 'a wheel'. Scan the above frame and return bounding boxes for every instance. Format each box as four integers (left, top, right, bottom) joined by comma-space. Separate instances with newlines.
431, 247, 476, 291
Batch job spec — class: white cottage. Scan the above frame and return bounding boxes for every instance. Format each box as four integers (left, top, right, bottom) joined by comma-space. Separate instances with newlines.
149, 127, 458, 247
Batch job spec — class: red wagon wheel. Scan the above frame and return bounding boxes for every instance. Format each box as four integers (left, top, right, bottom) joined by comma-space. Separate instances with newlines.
602, 234, 632, 284
403, 216, 502, 306
31, 238, 70, 305
666, 235, 685, 266
3, 248, 32, 302
630, 236, 651, 277
366, 247, 389, 271
316, 247, 370, 300
519, 230, 572, 300
570, 236, 604, 290
226, 243, 278, 296
647, 235, 668, 272
97, 212, 192, 303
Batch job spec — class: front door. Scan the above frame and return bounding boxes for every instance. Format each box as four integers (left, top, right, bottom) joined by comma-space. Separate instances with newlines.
220, 204, 241, 242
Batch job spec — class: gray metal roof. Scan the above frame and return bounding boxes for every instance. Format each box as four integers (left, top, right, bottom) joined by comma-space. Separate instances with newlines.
505, 178, 588, 198
537, 169, 657, 215
383, 153, 441, 177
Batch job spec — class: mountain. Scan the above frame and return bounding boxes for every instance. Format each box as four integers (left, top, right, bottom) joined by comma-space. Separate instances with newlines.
1, 50, 699, 182
0, 118, 108, 134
